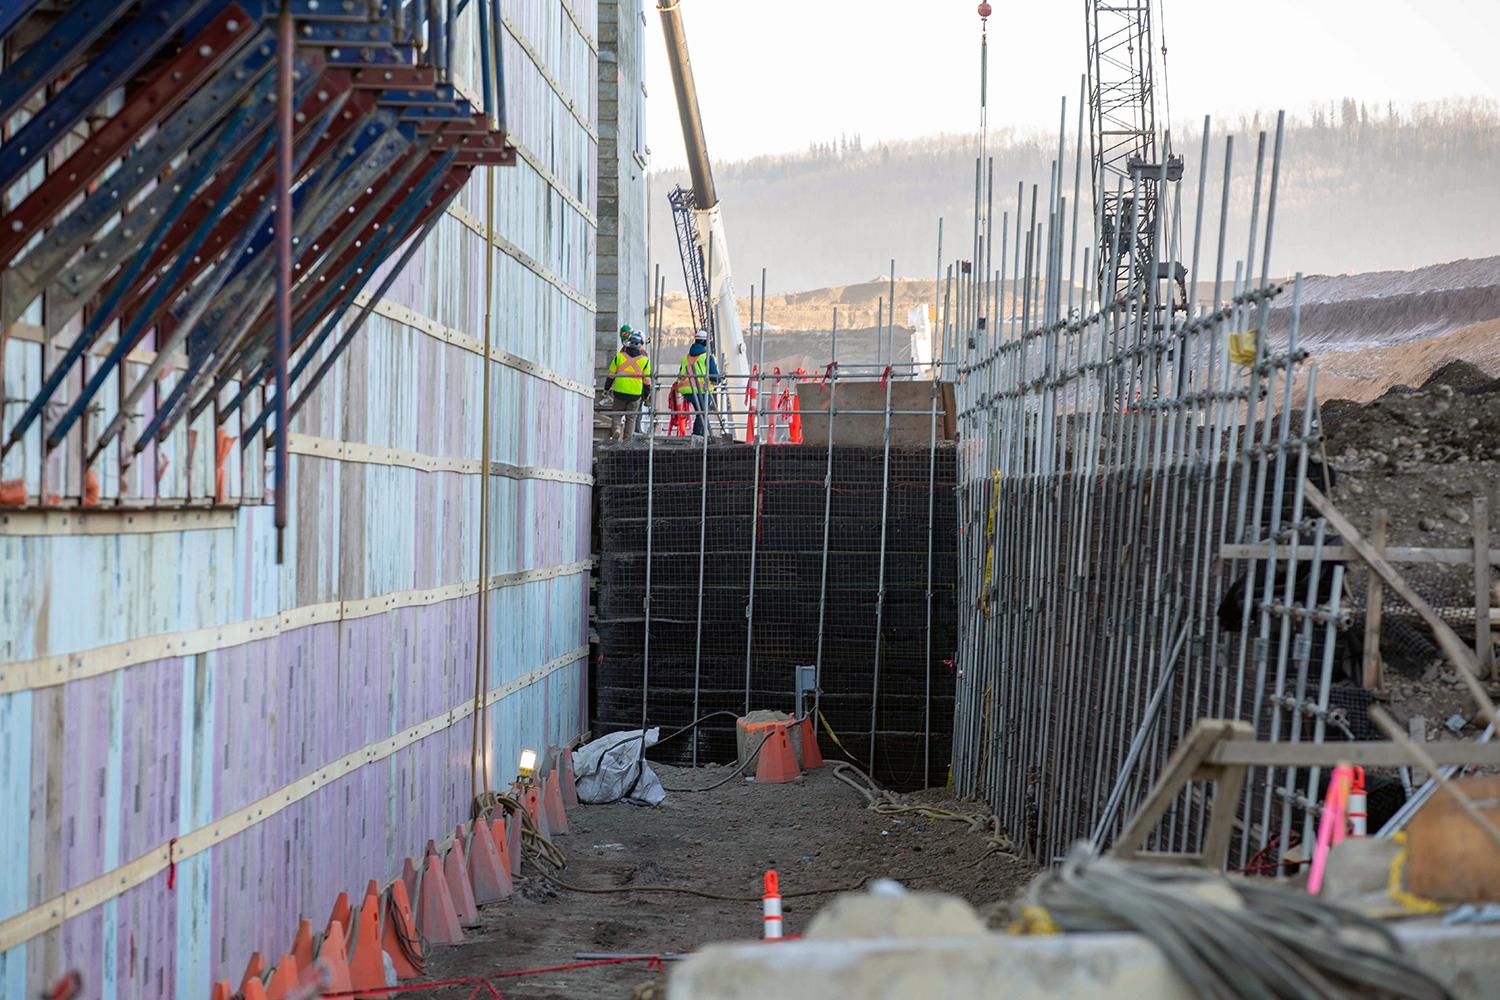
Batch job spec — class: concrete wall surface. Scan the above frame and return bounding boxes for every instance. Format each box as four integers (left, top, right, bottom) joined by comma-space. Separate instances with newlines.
595, 0, 651, 375
0, 3, 620, 996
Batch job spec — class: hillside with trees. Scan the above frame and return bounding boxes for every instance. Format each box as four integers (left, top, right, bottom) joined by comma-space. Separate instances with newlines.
646, 99, 1500, 295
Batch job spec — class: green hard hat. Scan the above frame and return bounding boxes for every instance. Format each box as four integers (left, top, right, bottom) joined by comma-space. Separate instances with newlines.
619, 324, 633, 336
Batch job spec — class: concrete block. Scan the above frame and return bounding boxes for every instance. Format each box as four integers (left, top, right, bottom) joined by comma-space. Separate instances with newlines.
667, 931, 1197, 1000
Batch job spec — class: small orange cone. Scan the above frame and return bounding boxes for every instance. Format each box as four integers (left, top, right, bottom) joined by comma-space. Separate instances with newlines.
488, 816, 515, 878
263, 955, 299, 999
240, 952, 266, 994
383, 879, 424, 978
754, 724, 801, 784
558, 746, 581, 808
347, 898, 386, 992
416, 854, 464, 944
445, 839, 480, 926
467, 819, 513, 903
290, 920, 314, 973
520, 782, 551, 838
327, 891, 352, 940
798, 716, 824, 768
503, 812, 523, 876
242, 976, 269, 1000
211, 981, 233, 1000
543, 770, 569, 834
318, 920, 354, 994
402, 856, 419, 904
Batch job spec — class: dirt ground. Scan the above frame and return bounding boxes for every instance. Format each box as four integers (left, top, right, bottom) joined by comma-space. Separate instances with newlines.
1306, 360, 1500, 744
403, 765, 1034, 999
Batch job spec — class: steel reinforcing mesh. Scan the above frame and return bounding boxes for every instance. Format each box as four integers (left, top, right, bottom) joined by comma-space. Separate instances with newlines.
594, 442, 958, 790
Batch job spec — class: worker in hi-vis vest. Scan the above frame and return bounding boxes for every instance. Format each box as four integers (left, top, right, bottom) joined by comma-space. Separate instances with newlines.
676, 328, 721, 437
605, 330, 652, 441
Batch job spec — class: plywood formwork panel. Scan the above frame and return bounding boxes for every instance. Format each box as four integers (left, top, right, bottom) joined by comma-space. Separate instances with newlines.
0, 4, 607, 993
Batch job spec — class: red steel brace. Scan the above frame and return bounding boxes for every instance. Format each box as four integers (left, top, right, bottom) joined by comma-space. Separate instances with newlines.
0, 5, 257, 269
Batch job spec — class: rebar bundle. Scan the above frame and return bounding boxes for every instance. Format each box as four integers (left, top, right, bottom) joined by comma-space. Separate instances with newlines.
951, 104, 1354, 868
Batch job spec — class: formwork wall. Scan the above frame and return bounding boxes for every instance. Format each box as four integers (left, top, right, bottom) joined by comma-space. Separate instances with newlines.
593, 443, 958, 789
0, 4, 613, 996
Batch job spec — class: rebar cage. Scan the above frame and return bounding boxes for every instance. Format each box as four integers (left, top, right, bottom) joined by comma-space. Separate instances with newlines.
950, 107, 1374, 870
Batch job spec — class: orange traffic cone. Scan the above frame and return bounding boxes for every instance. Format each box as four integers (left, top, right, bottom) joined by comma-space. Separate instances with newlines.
211, 981, 233, 1000
444, 840, 480, 926
402, 856, 419, 904
520, 782, 551, 839
559, 746, 581, 809
347, 898, 385, 993
290, 920, 314, 973
242, 976, 269, 1000
544, 770, 569, 834
798, 716, 824, 769
318, 920, 355, 994
263, 955, 299, 1000
754, 724, 801, 784
383, 879, 424, 978
240, 952, 266, 994
416, 853, 464, 944
488, 816, 515, 878
467, 820, 513, 903
327, 891, 352, 941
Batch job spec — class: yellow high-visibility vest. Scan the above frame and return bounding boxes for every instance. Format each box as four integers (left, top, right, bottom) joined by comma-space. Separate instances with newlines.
678, 351, 709, 395
609, 351, 651, 396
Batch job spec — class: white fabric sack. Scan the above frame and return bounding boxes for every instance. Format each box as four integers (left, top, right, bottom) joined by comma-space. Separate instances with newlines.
571, 728, 666, 805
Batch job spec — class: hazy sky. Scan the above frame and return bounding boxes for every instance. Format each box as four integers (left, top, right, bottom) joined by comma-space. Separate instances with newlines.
644, 0, 1500, 169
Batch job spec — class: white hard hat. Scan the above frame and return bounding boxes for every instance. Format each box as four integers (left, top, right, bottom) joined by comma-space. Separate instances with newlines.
694, 328, 710, 342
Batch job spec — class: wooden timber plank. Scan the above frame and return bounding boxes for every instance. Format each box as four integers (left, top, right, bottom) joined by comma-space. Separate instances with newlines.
1220, 542, 1500, 566
1208, 741, 1500, 768
0, 561, 589, 694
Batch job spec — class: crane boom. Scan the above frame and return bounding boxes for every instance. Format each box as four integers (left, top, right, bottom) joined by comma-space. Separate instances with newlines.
656, 0, 748, 436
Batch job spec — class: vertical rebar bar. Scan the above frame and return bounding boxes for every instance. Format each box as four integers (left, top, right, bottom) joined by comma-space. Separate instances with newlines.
812, 310, 839, 728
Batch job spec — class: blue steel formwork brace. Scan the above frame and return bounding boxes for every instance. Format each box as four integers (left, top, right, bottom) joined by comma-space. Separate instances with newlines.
160, 117, 415, 432
48, 107, 283, 453
209, 138, 442, 422
0, 1, 133, 124
87, 92, 347, 465
174, 114, 414, 409
1, 103, 257, 458
0, 0, 514, 507
0, 32, 280, 331
244, 151, 462, 441
37, 52, 317, 340
0, 1, 45, 45
0, 0, 214, 195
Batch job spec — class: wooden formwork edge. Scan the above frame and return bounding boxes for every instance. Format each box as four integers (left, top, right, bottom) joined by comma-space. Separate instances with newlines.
0, 647, 588, 953
0, 562, 590, 694
0, 507, 237, 537
286, 432, 593, 485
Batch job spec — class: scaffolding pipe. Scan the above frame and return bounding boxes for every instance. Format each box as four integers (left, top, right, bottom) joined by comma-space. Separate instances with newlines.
273, 2, 293, 562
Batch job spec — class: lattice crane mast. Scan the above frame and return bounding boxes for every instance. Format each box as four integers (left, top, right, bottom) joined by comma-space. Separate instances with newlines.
1085, 1, 1186, 311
